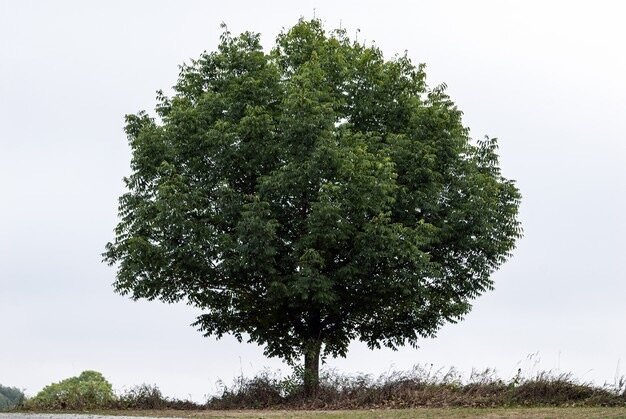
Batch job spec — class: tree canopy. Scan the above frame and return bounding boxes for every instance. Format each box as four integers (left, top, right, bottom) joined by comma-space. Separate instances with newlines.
104, 19, 521, 394
0, 384, 24, 411
27, 371, 114, 410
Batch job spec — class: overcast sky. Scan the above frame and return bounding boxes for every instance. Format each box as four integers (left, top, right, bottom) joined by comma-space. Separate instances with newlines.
1, 0, 625, 402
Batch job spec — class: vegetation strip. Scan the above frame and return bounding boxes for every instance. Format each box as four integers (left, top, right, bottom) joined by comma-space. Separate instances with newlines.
8, 407, 626, 418
6, 367, 626, 414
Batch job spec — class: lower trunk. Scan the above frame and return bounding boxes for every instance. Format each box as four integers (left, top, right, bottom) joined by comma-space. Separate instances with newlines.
303, 340, 322, 397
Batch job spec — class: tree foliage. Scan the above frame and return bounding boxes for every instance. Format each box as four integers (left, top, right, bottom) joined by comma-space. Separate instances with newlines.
27, 370, 115, 410
0, 384, 24, 410
104, 19, 521, 390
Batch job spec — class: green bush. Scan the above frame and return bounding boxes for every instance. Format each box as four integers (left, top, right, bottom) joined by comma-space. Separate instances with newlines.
0, 385, 25, 410
26, 370, 115, 410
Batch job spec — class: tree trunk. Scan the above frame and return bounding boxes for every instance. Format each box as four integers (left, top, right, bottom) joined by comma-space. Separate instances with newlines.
303, 340, 322, 397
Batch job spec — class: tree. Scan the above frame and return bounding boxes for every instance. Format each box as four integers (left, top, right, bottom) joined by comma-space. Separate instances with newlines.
104, 19, 522, 396
0, 384, 25, 411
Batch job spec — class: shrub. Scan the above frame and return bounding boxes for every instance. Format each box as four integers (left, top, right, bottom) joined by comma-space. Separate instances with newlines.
210, 371, 286, 409
26, 370, 115, 410
117, 384, 166, 409
116, 384, 199, 410
206, 366, 626, 409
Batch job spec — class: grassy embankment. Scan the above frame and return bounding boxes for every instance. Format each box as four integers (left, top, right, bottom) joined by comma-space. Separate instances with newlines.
12, 366, 626, 417
89, 407, 626, 418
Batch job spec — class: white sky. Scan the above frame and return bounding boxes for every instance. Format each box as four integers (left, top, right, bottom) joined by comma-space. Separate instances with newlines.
1, 0, 625, 402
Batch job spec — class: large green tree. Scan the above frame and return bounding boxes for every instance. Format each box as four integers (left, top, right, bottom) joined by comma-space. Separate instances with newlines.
104, 19, 521, 395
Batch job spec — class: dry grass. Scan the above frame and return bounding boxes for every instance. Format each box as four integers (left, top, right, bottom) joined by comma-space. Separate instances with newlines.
94, 407, 626, 418
205, 367, 626, 410
15, 366, 626, 414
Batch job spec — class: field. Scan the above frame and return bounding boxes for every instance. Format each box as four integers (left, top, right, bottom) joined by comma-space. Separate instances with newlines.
93, 408, 626, 418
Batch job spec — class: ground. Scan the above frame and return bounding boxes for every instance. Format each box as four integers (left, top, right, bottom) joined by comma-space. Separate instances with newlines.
4, 408, 626, 419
